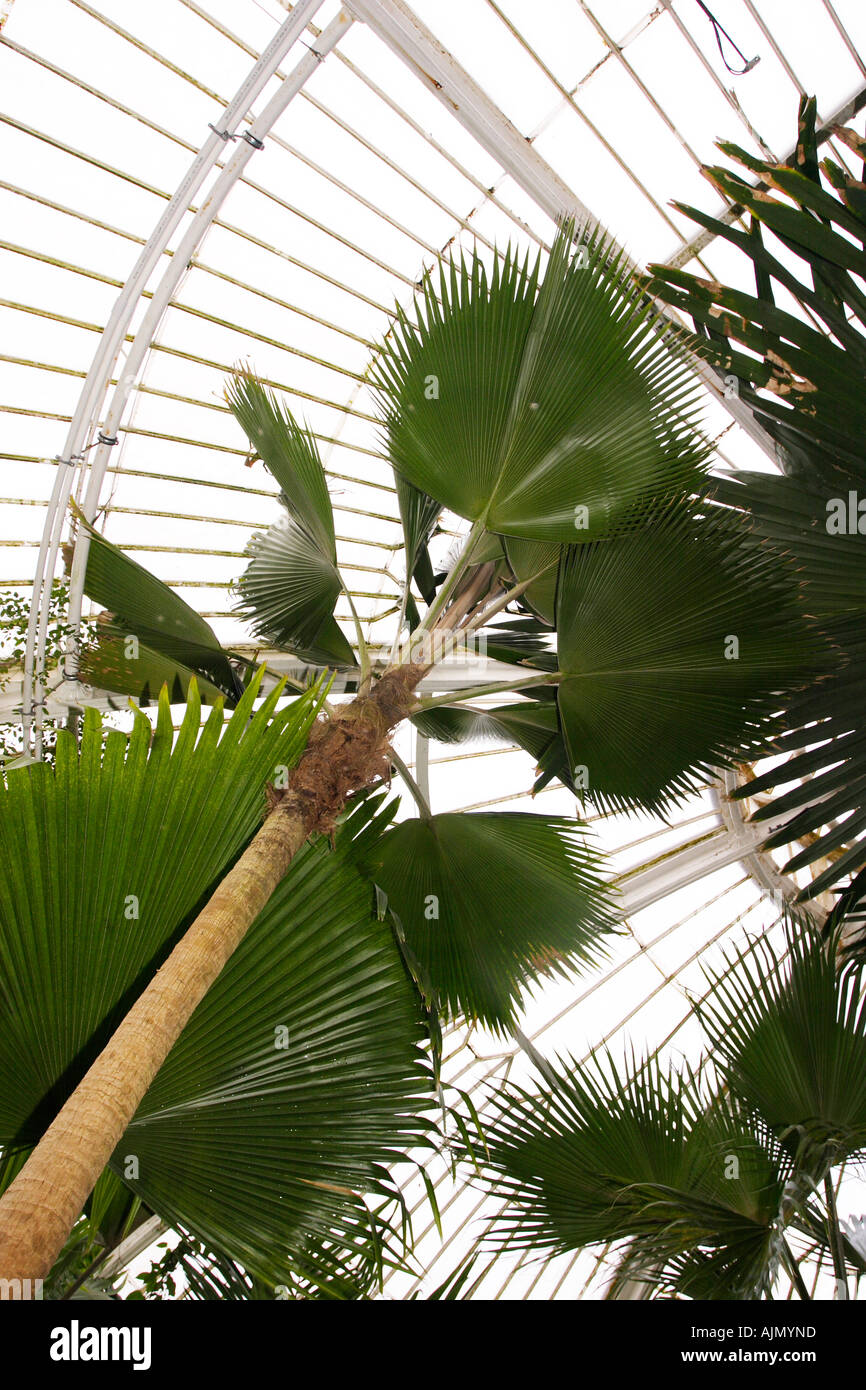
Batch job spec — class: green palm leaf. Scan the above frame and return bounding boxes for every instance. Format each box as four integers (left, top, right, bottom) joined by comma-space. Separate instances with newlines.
712, 471, 866, 617
141, 1208, 409, 1300
714, 471, 866, 898
646, 101, 866, 897
475, 1054, 786, 1299
480, 618, 558, 669
0, 680, 434, 1290
226, 374, 354, 668
699, 921, 866, 1177
119, 793, 432, 1289
503, 536, 560, 624
80, 626, 229, 707
411, 695, 584, 800
411, 699, 558, 762
234, 515, 355, 668
556, 499, 823, 814
226, 374, 337, 559
646, 98, 866, 489
371, 221, 709, 543
0, 672, 320, 1144
73, 508, 239, 701
396, 475, 440, 605
363, 811, 616, 1034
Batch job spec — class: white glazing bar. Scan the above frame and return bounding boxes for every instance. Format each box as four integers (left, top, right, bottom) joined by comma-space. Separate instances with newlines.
484, 0, 712, 261
822, 0, 866, 80
344, 0, 595, 227
21, 0, 327, 751
62, 12, 355, 689
616, 821, 771, 919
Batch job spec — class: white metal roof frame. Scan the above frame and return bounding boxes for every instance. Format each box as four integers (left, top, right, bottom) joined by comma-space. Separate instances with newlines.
2, 0, 863, 1298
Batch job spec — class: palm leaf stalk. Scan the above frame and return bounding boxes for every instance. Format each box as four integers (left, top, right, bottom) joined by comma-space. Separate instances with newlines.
0, 217, 825, 1289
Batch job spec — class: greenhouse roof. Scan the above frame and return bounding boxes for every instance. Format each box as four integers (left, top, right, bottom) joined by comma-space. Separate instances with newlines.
2, 0, 865, 1298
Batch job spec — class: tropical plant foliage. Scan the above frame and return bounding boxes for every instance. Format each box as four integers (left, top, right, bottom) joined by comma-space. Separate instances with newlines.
226, 376, 356, 668
74, 377, 356, 699
474, 921, 866, 1299
72, 506, 242, 705
370, 222, 710, 542
646, 96, 866, 900
0, 677, 435, 1293
554, 498, 823, 813
6, 178, 853, 1297
363, 811, 616, 1034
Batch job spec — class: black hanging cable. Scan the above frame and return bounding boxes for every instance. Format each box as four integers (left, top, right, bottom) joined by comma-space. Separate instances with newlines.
694, 0, 760, 75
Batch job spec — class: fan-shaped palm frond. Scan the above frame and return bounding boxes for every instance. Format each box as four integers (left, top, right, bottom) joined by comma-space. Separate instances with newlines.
475, 1053, 787, 1300
121, 793, 432, 1289
647, 99, 866, 897
234, 515, 355, 668
226, 375, 338, 559
363, 811, 616, 1034
555, 499, 824, 814
226, 374, 355, 669
0, 672, 318, 1145
698, 922, 866, 1177
73, 508, 240, 703
712, 471, 866, 899
371, 221, 710, 543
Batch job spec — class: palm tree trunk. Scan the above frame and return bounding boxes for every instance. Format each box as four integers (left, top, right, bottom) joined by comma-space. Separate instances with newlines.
0, 664, 425, 1282
0, 794, 311, 1281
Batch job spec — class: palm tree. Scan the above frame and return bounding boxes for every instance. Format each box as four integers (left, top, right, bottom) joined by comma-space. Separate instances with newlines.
472, 918, 866, 1300
0, 219, 823, 1288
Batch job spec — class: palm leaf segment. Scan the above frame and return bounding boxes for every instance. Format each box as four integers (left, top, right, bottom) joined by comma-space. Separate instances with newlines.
646, 98, 866, 490
556, 500, 825, 814
126, 791, 433, 1291
713, 471, 866, 900
74, 507, 240, 706
414, 500, 823, 818
75, 376, 355, 702
0, 678, 433, 1289
227, 375, 355, 669
396, 475, 440, 611
376, 215, 820, 815
371, 221, 710, 543
477, 1054, 787, 1300
699, 923, 866, 1178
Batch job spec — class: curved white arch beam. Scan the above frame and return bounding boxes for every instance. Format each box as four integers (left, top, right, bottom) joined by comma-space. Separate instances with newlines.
22, 0, 329, 751
63, 8, 354, 684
